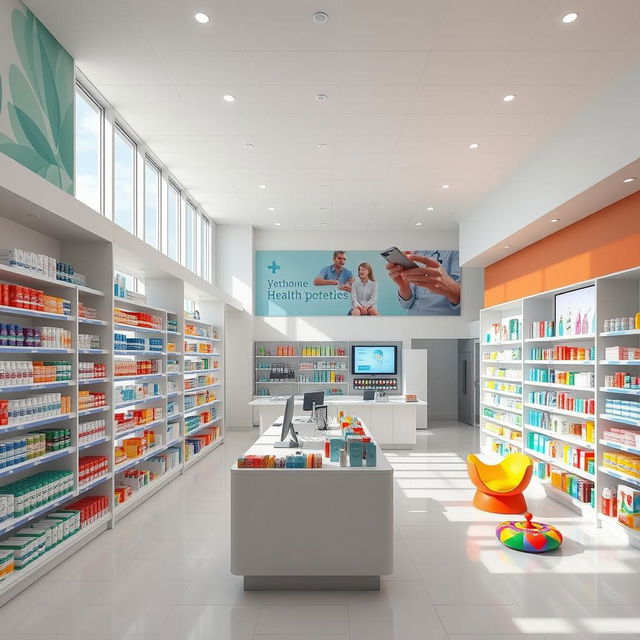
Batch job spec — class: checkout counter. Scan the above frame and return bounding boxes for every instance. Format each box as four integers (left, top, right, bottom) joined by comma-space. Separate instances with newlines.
249, 395, 426, 448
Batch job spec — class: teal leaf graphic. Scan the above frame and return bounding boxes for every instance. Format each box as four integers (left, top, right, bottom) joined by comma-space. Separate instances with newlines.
38, 37, 61, 144
11, 9, 39, 106
8, 65, 47, 138
7, 102, 30, 148
59, 104, 74, 179
9, 103, 57, 165
0, 138, 49, 174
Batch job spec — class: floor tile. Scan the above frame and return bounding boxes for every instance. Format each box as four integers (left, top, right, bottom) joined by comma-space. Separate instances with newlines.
254, 604, 349, 634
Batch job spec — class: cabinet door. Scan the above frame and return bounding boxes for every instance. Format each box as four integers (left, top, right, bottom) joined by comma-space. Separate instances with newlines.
354, 405, 373, 430
370, 405, 393, 445
392, 406, 416, 445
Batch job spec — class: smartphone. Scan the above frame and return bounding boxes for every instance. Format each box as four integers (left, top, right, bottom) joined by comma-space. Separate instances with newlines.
380, 247, 419, 270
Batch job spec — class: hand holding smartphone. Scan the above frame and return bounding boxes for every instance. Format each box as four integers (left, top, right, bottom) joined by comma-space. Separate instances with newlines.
380, 247, 419, 270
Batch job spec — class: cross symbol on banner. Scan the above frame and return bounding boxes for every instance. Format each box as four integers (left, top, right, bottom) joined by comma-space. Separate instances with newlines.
268, 261, 281, 274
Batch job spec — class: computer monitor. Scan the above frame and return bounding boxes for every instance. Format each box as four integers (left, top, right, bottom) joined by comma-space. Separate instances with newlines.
303, 391, 325, 423
274, 395, 299, 448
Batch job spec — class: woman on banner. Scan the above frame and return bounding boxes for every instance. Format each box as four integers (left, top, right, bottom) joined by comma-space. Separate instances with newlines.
350, 262, 379, 316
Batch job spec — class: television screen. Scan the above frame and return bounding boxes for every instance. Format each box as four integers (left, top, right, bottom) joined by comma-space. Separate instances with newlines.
351, 345, 397, 375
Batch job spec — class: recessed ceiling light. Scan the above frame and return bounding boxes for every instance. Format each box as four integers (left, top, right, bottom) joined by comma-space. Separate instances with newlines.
274, 222, 281, 226
504, 245, 511, 249
426, 206, 434, 211
258, 184, 267, 189
320, 207, 327, 212
320, 222, 326, 227
623, 177, 636, 183
415, 222, 422, 226
469, 143, 479, 149
551, 218, 560, 223
241, 143, 255, 151
442, 184, 450, 190
320, 184, 327, 189
313, 11, 329, 24
268, 207, 275, 211
27, 213, 41, 219
316, 94, 328, 102
317, 143, 327, 150
503, 94, 516, 102
223, 94, 236, 103
562, 12, 578, 23
194, 12, 210, 23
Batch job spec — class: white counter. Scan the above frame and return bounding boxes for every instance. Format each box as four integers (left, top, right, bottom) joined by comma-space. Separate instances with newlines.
249, 396, 426, 448
230, 422, 394, 590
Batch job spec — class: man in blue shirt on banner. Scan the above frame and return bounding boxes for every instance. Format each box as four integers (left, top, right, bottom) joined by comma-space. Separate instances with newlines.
386, 249, 461, 315
314, 251, 354, 292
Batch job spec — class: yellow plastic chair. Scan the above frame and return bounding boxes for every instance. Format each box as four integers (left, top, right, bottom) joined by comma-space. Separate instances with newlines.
467, 453, 533, 514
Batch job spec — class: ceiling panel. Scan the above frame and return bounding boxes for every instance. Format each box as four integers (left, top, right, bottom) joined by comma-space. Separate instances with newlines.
178, 85, 265, 114
338, 52, 429, 85
337, 85, 416, 115
125, 0, 244, 50
249, 52, 339, 85
157, 50, 255, 85
339, 0, 447, 51
419, 51, 515, 85
99, 85, 188, 114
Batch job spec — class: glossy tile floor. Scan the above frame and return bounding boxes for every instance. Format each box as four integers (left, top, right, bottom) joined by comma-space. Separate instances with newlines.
2, 420, 640, 639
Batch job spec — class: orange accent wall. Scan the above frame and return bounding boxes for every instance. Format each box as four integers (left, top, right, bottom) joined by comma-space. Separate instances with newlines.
484, 191, 640, 307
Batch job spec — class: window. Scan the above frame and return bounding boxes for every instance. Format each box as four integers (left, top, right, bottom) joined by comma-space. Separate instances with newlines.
144, 159, 160, 248
185, 202, 196, 272
167, 182, 180, 262
113, 127, 136, 233
74, 85, 102, 212
199, 215, 210, 280
114, 269, 145, 296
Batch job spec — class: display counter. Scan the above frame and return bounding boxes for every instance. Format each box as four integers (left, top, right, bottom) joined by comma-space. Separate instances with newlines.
230, 422, 393, 590
249, 396, 425, 448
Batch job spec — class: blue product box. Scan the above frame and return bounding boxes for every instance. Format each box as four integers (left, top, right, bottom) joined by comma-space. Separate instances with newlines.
348, 441, 364, 467
365, 442, 377, 467
330, 438, 344, 462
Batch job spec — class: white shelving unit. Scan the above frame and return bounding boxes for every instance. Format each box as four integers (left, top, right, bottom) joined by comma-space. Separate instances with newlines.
0, 257, 228, 603
479, 267, 640, 548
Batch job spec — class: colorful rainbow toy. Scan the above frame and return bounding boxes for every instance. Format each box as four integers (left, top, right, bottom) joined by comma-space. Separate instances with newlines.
496, 512, 563, 553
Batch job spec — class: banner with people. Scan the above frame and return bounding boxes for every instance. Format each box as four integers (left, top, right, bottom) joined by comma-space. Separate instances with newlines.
255, 249, 461, 316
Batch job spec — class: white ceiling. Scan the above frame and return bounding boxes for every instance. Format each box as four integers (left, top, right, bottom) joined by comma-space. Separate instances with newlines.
26, 0, 640, 232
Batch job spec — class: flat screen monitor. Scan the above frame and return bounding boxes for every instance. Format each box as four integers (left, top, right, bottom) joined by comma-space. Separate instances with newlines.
351, 345, 397, 375
274, 395, 299, 448
303, 391, 324, 412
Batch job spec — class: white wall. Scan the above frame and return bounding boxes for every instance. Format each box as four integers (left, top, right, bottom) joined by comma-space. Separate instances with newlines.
216, 224, 254, 313
0, 216, 61, 257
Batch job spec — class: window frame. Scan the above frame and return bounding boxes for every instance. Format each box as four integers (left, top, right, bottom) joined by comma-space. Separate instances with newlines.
166, 180, 181, 263
74, 82, 104, 214
112, 124, 137, 235
143, 156, 162, 249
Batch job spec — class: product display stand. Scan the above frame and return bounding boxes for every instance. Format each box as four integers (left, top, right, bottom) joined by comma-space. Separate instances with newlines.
479, 267, 640, 548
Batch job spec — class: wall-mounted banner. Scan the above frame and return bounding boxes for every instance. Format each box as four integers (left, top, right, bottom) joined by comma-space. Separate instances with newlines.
256, 250, 461, 316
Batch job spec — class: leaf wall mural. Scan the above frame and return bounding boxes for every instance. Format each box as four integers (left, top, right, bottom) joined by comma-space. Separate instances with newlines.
0, 2, 74, 194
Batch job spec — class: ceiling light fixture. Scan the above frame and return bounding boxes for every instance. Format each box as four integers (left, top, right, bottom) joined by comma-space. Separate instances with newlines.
504, 245, 511, 249
316, 94, 328, 102
194, 12, 210, 23
562, 12, 578, 23
241, 143, 255, 151
415, 222, 423, 226
426, 206, 434, 211
469, 143, 479, 149
223, 94, 236, 102
313, 11, 329, 23
274, 222, 281, 226
442, 184, 450, 190
320, 207, 327, 212
317, 143, 327, 150
320, 184, 327, 189
320, 222, 326, 226
503, 94, 516, 102
623, 177, 636, 183
258, 184, 267, 189
268, 207, 275, 211
551, 218, 560, 223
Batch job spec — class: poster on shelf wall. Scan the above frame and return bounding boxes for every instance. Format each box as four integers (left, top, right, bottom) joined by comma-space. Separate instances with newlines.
255, 249, 461, 317
554, 285, 596, 337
